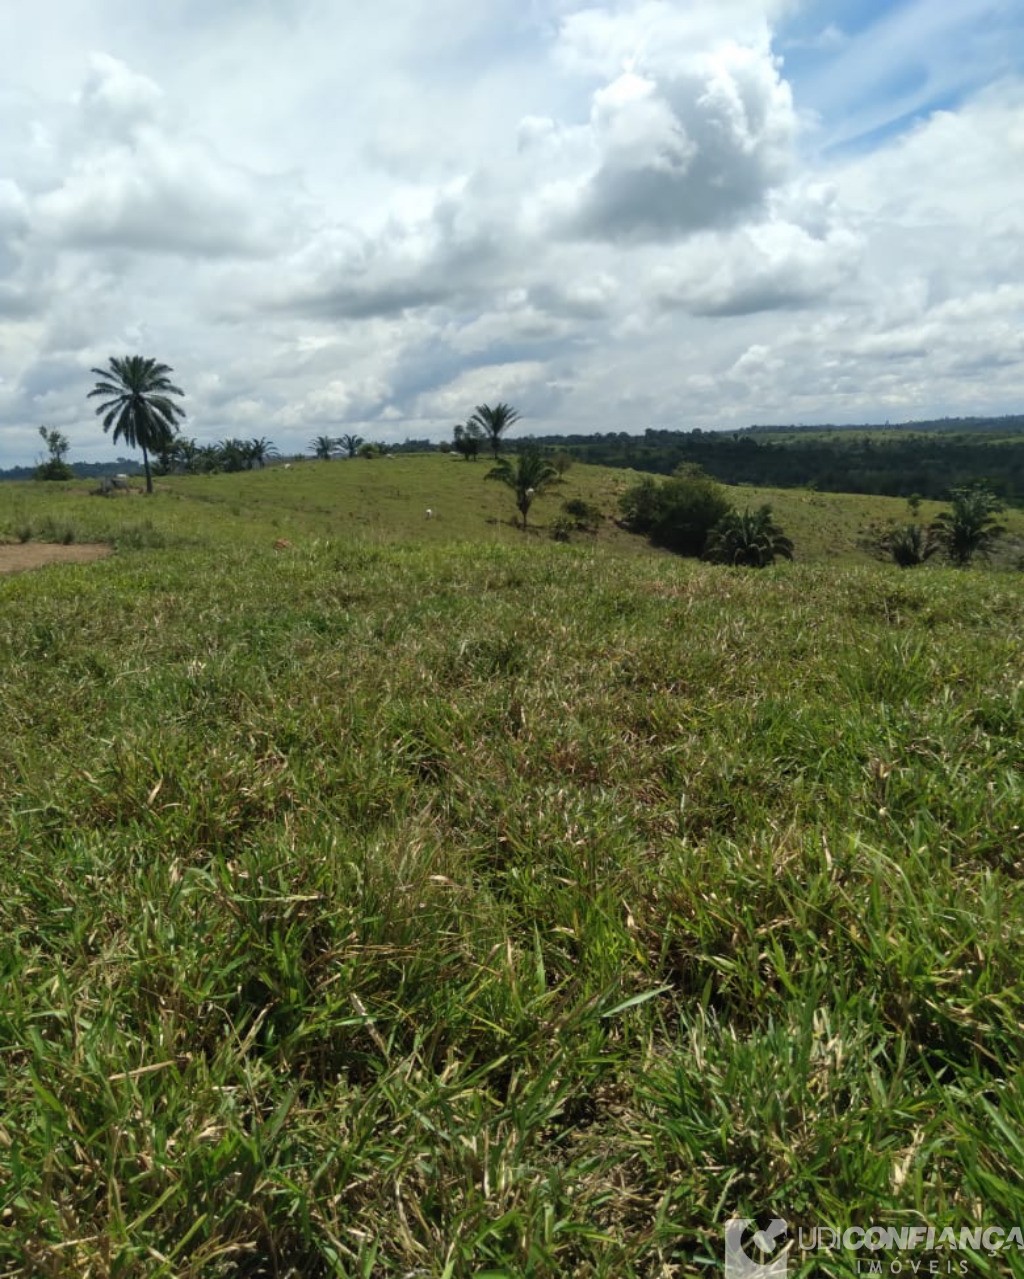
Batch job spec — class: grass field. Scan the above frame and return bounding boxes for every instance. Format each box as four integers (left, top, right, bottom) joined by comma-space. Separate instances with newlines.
1, 457, 1023, 1277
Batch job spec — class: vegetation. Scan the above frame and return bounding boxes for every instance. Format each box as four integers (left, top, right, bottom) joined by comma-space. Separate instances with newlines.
453, 421, 483, 461
151, 437, 284, 475
619, 464, 734, 555
310, 434, 338, 461
247, 437, 279, 469
469, 402, 521, 459
704, 504, 794, 567
88, 356, 187, 494
560, 497, 602, 534
929, 484, 1007, 566
2, 461, 1024, 1274
338, 433, 364, 458
486, 446, 559, 529
879, 521, 941, 568
524, 422, 1024, 503
34, 425, 74, 481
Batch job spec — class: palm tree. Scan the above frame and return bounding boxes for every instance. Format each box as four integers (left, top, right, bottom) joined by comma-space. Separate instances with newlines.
486, 447, 559, 529
247, 437, 279, 469
88, 356, 186, 494
469, 402, 521, 459
217, 438, 249, 472
704, 505, 794, 567
338, 433, 364, 458
173, 437, 200, 474
929, 485, 1006, 566
196, 444, 222, 473
310, 434, 338, 461
152, 438, 179, 476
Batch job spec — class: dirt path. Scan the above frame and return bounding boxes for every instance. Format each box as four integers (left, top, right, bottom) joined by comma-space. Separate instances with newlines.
0, 543, 113, 575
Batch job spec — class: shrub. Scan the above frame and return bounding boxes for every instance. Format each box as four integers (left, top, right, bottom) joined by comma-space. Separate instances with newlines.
704, 505, 794, 567
550, 515, 575, 542
561, 498, 602, 534
619, 465, 732, 555
878, 522, 939, 568
34, 459, 75, 482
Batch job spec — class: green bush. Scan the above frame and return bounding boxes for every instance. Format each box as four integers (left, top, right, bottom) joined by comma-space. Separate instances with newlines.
550, 514, 574, 542
619, 464, 732, 555
704, 505, 794, 567
561, 498, 602, 534
34, 460, 75, 482
878, 522, 939, 568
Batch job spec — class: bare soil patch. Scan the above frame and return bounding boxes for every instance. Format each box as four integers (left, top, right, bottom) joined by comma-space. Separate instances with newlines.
0, 543, 113, 575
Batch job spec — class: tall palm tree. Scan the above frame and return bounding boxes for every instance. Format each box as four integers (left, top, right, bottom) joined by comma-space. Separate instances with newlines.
310, 434, 338, 461
704, 505, 794, 567
929, 485, 1006, 566
486, 447, 559, 529
338, 433, 364, 458
88, 356, 186, 494
469, 402, 521, 459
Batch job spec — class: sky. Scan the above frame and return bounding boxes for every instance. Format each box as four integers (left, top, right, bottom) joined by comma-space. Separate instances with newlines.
1, 0, 1023, 466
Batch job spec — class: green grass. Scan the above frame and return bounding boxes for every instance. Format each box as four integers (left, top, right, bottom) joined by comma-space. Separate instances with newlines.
1, 459, 1023, 1277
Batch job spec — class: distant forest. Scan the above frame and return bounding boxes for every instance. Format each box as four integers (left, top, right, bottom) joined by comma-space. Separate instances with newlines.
522, 417, 1024, 504
0, 458, 139, 482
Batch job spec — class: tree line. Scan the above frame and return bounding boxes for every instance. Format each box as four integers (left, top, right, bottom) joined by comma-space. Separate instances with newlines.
519, 427, 1024, 504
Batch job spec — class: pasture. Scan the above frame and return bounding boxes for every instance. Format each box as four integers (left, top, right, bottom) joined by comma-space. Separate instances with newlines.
1, 456, 1022, 1277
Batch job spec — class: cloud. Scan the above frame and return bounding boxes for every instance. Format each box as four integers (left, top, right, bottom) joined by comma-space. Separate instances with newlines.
1, 3, 1023, 465
412, 360, 554, 419
650, 209, 862, 317
34, 54, 295, 258
570, 52, 794, 240
542, 15, 798, 242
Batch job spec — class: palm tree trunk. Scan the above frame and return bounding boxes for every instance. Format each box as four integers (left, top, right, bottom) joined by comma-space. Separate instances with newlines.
142, 446, 153, 494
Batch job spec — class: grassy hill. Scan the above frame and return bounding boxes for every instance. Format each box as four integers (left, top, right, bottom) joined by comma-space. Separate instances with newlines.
4, 452, 1024, 563
1, 458, 1023, 1277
